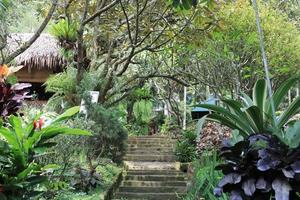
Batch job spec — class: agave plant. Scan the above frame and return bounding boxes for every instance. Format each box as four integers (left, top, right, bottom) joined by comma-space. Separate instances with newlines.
0, 106, 92, 199
197, 77, 300, 137
0, 82, 31, 117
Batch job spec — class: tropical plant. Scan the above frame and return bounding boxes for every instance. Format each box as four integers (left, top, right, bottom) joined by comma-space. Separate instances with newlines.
175, 130, 197, 163
49, 19, 78, 49
0, 106, 91, 199
0, 82, 31, 117
197, 77, 300, 138
214, 129, 300, 200
184, 151, 228, 200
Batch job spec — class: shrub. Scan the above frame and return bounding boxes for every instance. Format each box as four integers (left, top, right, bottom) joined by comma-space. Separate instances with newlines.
184, 151, 228, 200
85, 104, 128, 163
0, 107, 91, 199
175, 130, 197, 163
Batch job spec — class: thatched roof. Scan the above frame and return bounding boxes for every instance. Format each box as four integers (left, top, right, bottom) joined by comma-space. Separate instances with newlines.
8, 33, 64, 71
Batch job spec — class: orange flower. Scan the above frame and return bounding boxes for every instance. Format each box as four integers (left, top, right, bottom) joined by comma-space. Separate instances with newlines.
0, 64, 9, 78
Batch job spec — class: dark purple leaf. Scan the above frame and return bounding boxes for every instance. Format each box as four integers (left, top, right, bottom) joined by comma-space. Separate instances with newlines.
256, 177, 266, 189
258, 149, 268, 158
214, 187, 223, 197
242, 178, 256, 196
219, 173, 241, 187
11, 83, 31, 90
282, 169, 295, 178
257, 157, 280, 171
230, 190, 243, 200
272, 179, 291, 200
257, 157, 272, 171
291, 161, 300, 173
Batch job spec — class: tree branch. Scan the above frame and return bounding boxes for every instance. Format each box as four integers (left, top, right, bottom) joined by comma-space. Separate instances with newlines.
3, 0, 58, 64
83, 0, 119, 25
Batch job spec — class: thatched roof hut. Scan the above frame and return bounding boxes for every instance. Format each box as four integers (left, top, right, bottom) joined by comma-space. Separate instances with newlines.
10, 33, 64, 71
8, 33, 65, 83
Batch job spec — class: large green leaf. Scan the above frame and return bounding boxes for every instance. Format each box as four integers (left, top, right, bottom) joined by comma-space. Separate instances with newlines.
283, 121, 300, 148
277, 96, 300, 128
39, 126, 92, 143
197, 104, 253, 134
222, 99, 248, 120
195, 116, 206, 141
244, 106, 264, 133
240, 92, 253, 107
9, 116, 24, 141
270, 77, 299, 113
51, 106, 80, 124
206, 113, 249, 137
252, 79, 267, 114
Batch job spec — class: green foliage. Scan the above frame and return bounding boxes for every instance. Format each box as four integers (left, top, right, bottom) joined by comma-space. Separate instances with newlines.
85, 103, 128, 163
175, 130, 197, 162
49, 19, 78, 44
184, 151, 228, 200
133, 99, 153, 123
0, 107, 91, 199
282, 121, 300, 148
43, 163, 121, 200
197, 78, 300, 144
45, 67, 78, 110
45, 68, 103, 111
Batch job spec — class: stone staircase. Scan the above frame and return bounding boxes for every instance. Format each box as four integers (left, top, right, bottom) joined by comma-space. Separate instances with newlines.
114, 136, 188, 200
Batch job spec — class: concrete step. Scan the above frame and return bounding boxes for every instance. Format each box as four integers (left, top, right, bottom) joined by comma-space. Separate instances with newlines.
126, 150, 174, 155
124, 161, 180, 171
128, 144, 175, 148
118, 186, 187, 193
127, 146, 174, 151
125, 175, 187, 182
122, 180, 188, 187
124, 154, 176, 162
126, 170, 184, 176
128, 136, 171, 139
128, 139, 176, 143
114, 192, 185, 200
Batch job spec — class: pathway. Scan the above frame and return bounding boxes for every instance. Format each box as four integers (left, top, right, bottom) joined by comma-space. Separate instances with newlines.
113, 136, 188, 200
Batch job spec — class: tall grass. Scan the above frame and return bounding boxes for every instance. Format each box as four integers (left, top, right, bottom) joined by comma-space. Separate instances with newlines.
184, 151, 228, 200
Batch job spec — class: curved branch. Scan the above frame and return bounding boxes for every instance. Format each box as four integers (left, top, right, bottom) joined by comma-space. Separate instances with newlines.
4, 0, 58, 64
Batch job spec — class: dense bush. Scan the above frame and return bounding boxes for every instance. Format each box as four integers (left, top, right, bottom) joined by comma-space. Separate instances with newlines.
0, 107, 91, 199
175, 130, 197, 163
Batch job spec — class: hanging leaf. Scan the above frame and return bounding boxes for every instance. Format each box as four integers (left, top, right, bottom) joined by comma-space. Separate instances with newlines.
272, 179, 291, 200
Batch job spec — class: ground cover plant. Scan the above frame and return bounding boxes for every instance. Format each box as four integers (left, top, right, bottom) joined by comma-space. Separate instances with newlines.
184, 151, 228, 200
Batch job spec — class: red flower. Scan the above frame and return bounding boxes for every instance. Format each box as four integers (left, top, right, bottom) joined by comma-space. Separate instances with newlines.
33, 118, 44, 130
